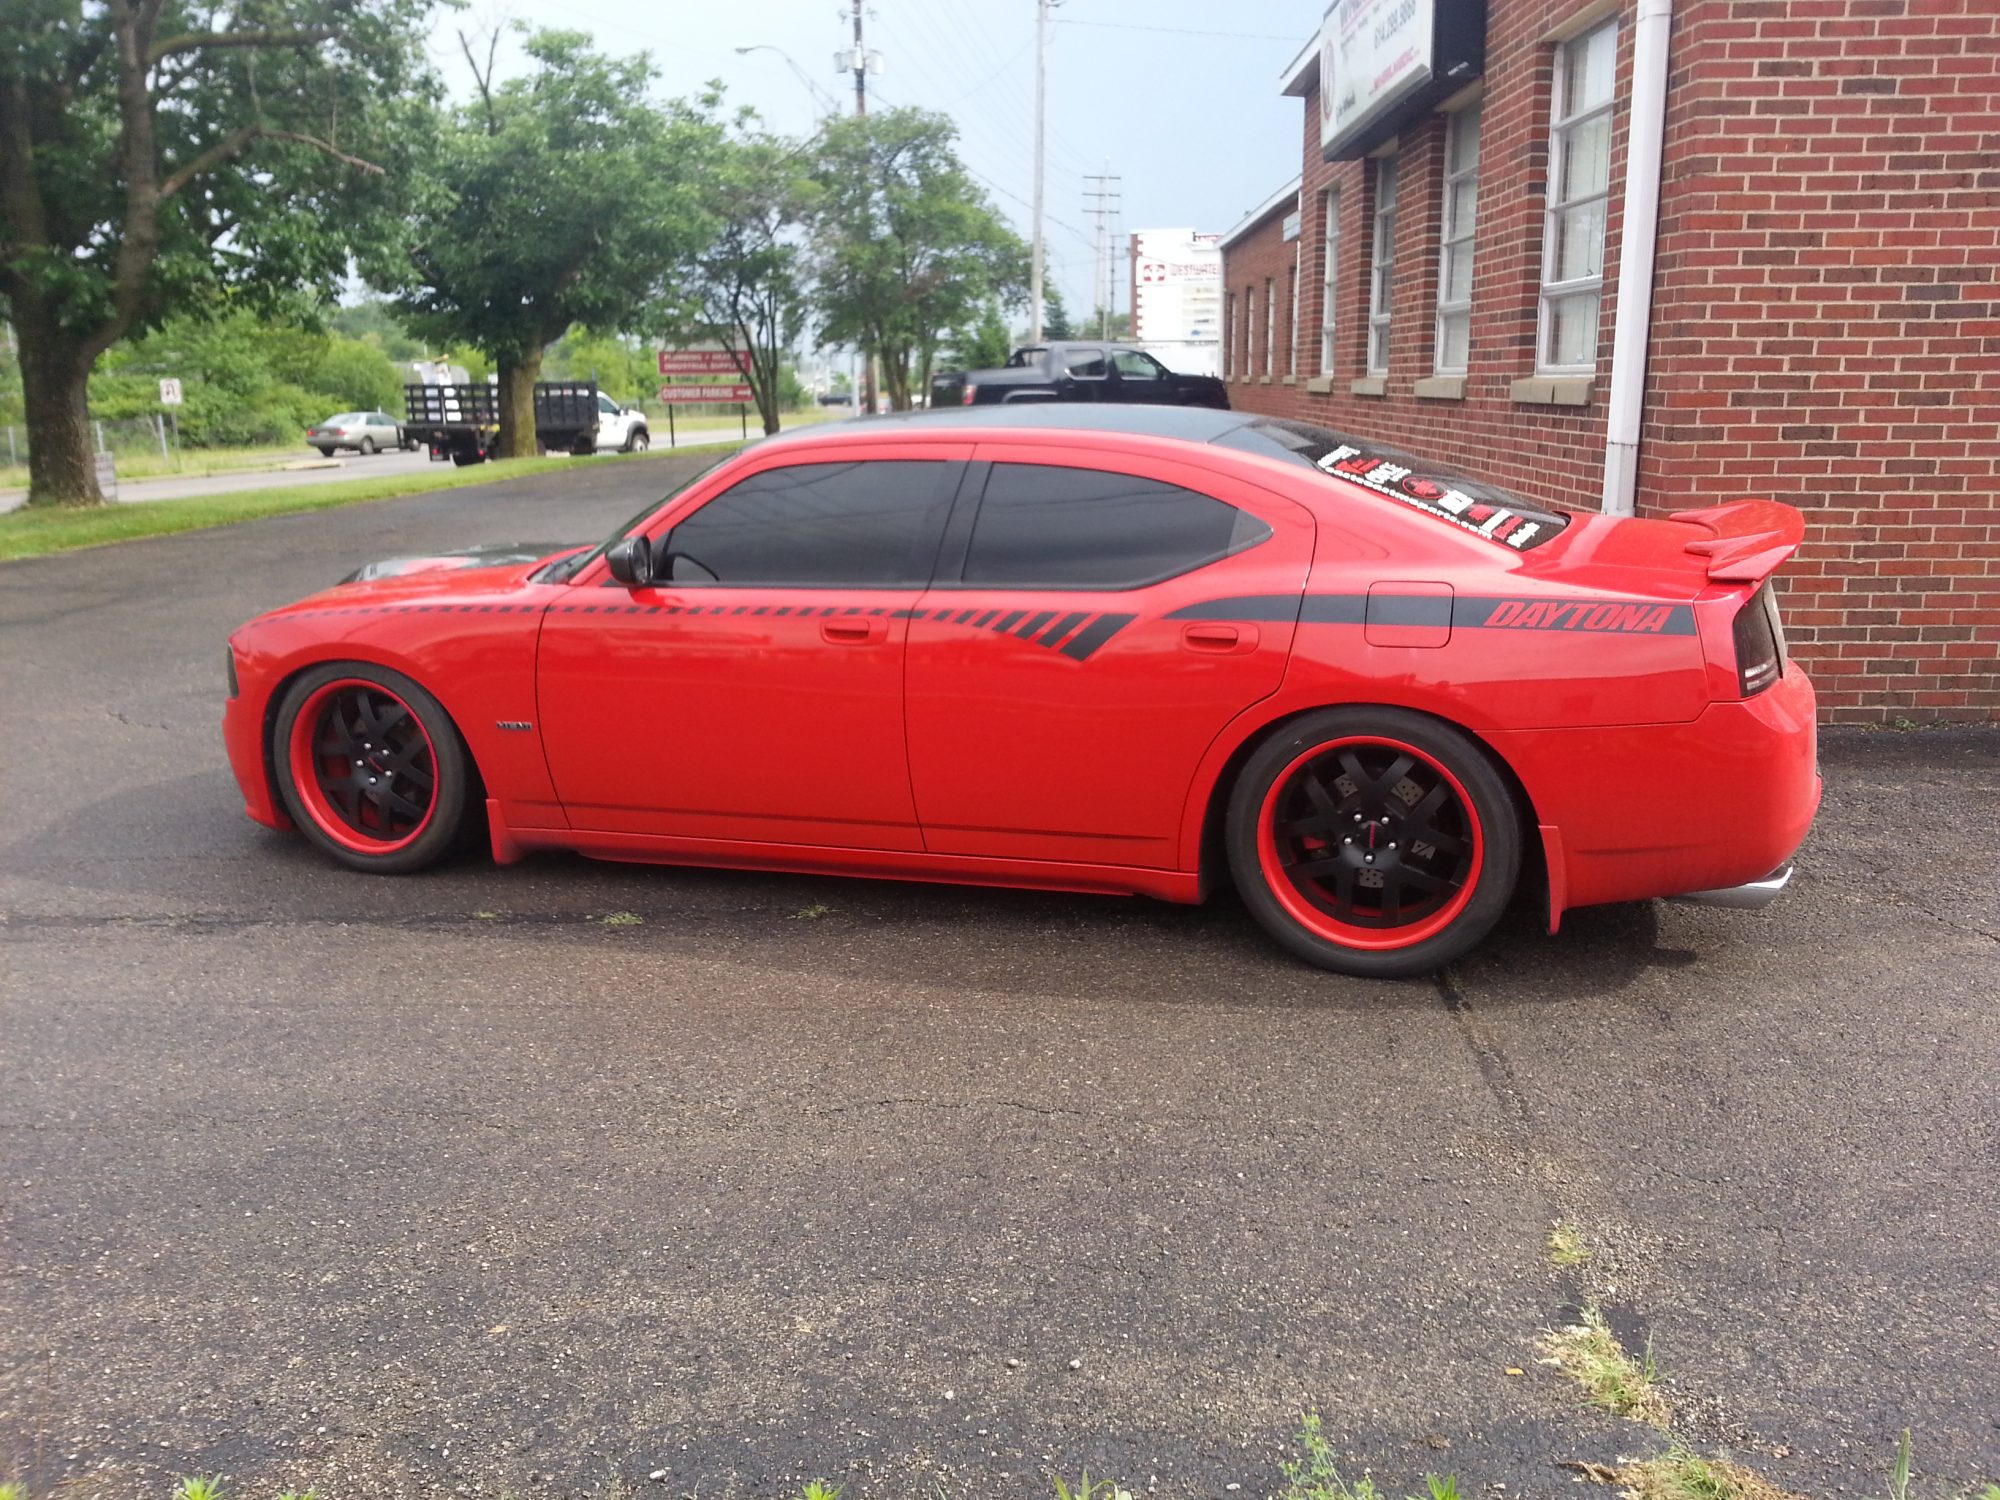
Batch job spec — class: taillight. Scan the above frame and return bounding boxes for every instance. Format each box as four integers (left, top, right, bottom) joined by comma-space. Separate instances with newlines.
960, 383, 976, 406
1731, 583, 1787, 697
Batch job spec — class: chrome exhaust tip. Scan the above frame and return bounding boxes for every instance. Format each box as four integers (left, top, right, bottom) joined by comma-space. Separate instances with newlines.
1670, 863, 1795, 911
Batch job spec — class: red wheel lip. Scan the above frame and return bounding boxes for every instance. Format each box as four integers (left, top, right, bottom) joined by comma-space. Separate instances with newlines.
1255, 733, 1484, 953
286, 678, 437, 855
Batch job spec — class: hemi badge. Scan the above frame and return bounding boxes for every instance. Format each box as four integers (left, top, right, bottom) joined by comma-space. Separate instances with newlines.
496, 720, 534, 732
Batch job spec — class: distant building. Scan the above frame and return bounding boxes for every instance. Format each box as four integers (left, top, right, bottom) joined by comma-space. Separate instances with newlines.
1129, 228, 1223, 377
1219, 0, 1998, 723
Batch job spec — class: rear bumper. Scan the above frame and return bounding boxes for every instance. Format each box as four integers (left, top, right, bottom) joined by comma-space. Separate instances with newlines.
1493, 662, 1820, 927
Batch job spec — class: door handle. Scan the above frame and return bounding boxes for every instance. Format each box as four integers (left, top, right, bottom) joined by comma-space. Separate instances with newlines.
820, 617, 886, 644
1181, 623, 1257, 654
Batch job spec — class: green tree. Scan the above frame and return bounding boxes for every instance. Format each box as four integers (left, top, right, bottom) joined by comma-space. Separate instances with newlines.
809, 108, 1027, 410
332, 298, 427, 362
665, 114, 818, 436
1090, 308, 1133, 341
0, 0, 434, 504
942, 301, 1012, 372
379, 29, 716, 458
1043, 285, 1073, 341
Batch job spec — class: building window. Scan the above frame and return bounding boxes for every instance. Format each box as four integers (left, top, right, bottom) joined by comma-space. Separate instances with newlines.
1435, 103, 1481, 375
1244, 284, 1256, 378
1263, 277, 1276, 376
1539, 20, 1617, 371
1367, 156, 1398, 375
1287, 254, 1300, 378
1320, 189, 1341, 375
1224, 292, 1236, 378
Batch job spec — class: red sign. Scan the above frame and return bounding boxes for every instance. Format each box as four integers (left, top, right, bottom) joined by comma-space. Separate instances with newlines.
657, 349, 748, 376
658, 382, 753, 404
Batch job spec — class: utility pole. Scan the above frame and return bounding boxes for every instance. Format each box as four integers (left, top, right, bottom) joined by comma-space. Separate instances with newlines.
850, 0, 868, 116
1084, 166, 1121, 339
1029, 0, 1050, 342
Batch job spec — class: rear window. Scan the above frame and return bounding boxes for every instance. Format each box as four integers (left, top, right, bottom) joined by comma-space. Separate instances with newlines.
1217, 417, 1571, 551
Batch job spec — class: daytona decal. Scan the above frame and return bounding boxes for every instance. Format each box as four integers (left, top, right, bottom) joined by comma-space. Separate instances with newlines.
1315, 445, 1546, 551
1168, 593, 1695, 636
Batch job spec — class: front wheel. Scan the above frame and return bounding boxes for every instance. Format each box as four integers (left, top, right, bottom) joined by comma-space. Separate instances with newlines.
271, 664, 472, 873
623, 427, 649, 453
1226, 708, 1520, 978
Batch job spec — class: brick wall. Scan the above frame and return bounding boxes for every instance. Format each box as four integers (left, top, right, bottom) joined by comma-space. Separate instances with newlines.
1221, 0, 1998, 722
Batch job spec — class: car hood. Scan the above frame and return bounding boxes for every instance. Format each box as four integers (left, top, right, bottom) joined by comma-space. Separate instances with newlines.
340, 541, 581, 584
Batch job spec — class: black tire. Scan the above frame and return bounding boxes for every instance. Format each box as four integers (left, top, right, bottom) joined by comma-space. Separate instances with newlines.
271, 663, 472, 874
313, 446, 335, 458
1225, 707, 1520, 978
359, 436, 377, 455
450, 449, 485, 467
623, 426, 649, 453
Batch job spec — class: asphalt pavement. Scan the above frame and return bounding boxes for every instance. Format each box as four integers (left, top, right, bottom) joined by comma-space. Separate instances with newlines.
1, 457, 1994, 1500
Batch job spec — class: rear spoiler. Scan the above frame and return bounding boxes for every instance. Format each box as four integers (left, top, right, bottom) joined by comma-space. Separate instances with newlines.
1667, 500, 1805, 583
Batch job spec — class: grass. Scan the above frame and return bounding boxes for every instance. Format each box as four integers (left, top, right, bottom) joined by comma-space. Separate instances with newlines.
1546, 1220, 1591, 1267
0, 441, 310, 491
0, 442, 738, 563
1613, 1445, 1807, 1500
1538, 1303, 1670, 1427
1275, 1412, 1461, 1500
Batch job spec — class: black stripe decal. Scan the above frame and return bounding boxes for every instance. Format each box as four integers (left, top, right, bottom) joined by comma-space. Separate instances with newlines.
1059, 613, 1136, 661
993, 609, 1027, 632
972, 609, 999, 627
1167, 594, 1300, 622
1040, 610, 1091, 645
1453, 597, 1696, 635
1014, 609, 1058, 638
1367, 593, 1452, 628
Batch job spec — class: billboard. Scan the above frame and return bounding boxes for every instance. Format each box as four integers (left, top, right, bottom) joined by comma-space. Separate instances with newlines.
1130, 228, 1223, 356
1316, 0, 1486, 161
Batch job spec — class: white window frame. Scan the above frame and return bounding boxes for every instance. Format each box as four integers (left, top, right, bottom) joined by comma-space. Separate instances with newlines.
1367, 157, 1398, 376
1538, 20, 1618, 373
1319, 188, 1341, 375
1224, 291, 1236, 378
1288, 250, 1301, 379
1263, 276, 1276, 377
1434, 103, 1481, 375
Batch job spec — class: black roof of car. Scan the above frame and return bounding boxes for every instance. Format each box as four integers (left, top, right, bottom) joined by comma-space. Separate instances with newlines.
790, 403, 1254, 443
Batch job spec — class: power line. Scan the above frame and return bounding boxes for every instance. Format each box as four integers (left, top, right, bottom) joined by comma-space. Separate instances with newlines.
1053, 18, 1310, 43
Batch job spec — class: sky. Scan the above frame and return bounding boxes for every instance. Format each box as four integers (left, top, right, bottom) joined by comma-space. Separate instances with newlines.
425, 1, 1327, 320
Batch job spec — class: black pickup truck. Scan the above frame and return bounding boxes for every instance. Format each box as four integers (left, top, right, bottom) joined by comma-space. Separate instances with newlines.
403, 380, 604, 466
929, 343, 1229, 410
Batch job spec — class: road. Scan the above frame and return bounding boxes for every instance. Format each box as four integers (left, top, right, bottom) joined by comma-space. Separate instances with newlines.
0, 423, 757, 513
1, 457, 1995, 1500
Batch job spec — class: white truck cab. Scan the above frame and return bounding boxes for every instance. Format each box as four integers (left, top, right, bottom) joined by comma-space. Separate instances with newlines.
594, 394, 650, 453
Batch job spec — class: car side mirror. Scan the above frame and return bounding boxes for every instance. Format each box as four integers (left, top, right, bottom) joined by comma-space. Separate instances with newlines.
605, 535, 653, 587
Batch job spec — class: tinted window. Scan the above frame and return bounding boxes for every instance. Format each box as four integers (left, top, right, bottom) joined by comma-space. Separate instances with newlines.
665, 460, 950, 587
1112, 350, 1163, 380
963, 464, 1270, 589
1215, 417, 1572, 551
1064, 348, 1108, 378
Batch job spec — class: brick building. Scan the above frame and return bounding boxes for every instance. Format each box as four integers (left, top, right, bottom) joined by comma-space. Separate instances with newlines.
1218, 0, 1998, 722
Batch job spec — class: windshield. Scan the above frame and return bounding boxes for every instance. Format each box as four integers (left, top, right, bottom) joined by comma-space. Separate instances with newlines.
535, 453, 735, 582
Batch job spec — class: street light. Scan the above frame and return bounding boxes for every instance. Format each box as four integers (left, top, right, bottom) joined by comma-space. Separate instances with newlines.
733, 45, 841, 117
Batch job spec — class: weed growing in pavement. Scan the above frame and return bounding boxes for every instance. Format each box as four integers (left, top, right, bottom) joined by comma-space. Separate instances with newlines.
172, 1481, 225, 1500
1613, 1444, 1806, 1500
1539, 1303, 1669, 1426
1051, 1470, 1131, 1500
1546, 1221, 1590, 1267
598, 911, 643, 926
793, 903, 833, 920
798, 1484, 843, 1500
1275, 1412, 1461, 1500
0, 1483, 24, 1500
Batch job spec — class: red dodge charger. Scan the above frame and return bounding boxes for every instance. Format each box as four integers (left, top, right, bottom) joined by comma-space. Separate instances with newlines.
224, 407, 1819, 977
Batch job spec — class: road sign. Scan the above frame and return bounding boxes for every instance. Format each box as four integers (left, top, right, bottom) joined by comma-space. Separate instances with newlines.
159, 378, 183, 406
93, 451, 117, 500
657, 349, 748, 376
658, 383, 753, 404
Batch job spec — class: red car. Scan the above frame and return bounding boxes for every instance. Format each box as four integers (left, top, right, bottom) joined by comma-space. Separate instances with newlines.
224, 407, 1819, 977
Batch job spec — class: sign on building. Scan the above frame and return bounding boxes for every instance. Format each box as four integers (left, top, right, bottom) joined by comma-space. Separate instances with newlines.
1317, 0, 1486, 160
158, 378, 183, 406
1130, 229, 1223, 377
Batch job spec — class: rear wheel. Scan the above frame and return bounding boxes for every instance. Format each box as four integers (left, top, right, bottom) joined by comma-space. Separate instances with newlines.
271, 664, 471, 873
1226, 707, 1519, 977
359, 436, 377, 455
